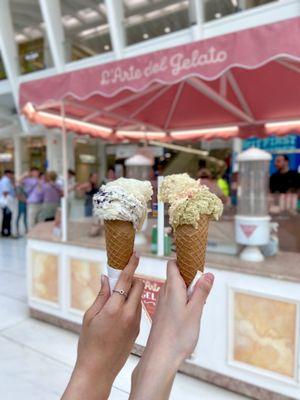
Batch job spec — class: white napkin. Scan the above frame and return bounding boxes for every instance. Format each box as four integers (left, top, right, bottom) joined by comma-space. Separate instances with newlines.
106, 265, 121, 294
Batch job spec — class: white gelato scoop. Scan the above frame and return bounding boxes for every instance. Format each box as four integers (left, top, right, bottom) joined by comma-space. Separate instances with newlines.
93, 178, 153, 231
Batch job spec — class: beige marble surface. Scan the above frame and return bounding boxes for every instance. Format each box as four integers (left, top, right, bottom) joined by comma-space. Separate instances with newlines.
70, 258, 103, 312
31, 250, 59, 303
28, 221, 300, 283
233, 292, 297, 378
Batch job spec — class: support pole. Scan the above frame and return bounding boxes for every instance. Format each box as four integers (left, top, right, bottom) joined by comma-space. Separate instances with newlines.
13, 135, 22, 179
61, 101, 68, 242
157, 176, 165, 257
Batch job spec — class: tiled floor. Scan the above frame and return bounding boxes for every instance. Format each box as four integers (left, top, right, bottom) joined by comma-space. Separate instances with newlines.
0, 238, 247, 400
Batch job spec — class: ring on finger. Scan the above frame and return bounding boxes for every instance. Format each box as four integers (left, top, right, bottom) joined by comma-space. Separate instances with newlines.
113, 289, 128, 298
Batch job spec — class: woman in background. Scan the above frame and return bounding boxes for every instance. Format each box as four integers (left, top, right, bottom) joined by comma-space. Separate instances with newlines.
38, 171, 63, 222
15, 183, 28, 236
76, 172, 99, 217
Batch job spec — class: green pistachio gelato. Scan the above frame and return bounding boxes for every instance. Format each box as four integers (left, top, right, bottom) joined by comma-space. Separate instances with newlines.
159, 173, 223, 229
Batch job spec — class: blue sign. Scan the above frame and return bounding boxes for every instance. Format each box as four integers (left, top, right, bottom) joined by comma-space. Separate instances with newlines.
243, 134, 300, 174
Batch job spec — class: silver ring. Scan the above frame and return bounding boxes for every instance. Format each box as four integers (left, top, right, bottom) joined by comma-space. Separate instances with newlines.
113, 289, 128, 298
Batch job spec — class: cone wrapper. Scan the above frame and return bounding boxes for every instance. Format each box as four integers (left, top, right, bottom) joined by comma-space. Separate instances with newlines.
104, 219, 135, 293
175, 215, 210, 288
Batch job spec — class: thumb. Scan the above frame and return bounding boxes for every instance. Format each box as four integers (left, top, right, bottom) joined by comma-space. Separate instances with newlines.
188, 273, 214, 310
83, 275, 110, 322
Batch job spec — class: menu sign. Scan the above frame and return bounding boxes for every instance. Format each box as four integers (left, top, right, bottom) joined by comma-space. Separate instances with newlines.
137, 275, 165, 322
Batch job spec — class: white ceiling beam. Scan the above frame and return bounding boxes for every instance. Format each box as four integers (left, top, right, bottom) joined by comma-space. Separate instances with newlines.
226, 71, 254, 119
219, 75, 227, 97
0, 0, 20, 106
164, 81, 184, 130
39, 0, 65, 72
276, 59, 300, 74
187, 77, 254, 124
104, 0, 126, 59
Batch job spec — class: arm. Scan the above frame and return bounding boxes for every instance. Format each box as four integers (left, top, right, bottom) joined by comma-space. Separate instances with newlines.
76, 182, 90, 192
130, 261, 214, 400
18, 171, 30, 184
61, 253, 144, 400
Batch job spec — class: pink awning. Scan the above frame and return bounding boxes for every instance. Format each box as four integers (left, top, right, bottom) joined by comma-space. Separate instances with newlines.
20, 17, 300, 141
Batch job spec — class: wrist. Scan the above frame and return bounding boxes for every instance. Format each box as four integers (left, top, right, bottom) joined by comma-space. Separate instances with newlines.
63, 364, 112, 400
133, 348, 180, 383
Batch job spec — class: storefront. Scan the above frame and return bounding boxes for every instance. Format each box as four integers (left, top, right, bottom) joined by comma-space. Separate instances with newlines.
21, 17, 300, 400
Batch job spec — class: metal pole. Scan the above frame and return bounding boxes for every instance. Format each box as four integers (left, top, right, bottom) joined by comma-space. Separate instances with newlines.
61, 101, 68, 242
157, 176, 165, 257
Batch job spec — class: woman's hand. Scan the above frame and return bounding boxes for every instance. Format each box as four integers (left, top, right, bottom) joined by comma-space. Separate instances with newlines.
62, 253, 144, 400
130, 260, 214, 400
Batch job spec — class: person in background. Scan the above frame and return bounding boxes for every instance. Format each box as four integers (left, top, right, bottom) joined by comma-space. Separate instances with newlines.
38, 171, 63, 222
106, 166, 116, 182
217, 166, 230, 198
15, 183, 28, 236
21, 168, 43, 229
66, 169, 77, 217
0, 189, 14, 237
67, 169, 77, 193
0, 170, 15, 236
76, 172, 99, 217
198, 168, 228, 204
0, 169, 15, 198
270, 154, 300, 193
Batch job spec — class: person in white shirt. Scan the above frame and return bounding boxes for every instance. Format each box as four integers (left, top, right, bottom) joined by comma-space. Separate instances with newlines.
0, 170, 15, 236
0, 190, 14, 236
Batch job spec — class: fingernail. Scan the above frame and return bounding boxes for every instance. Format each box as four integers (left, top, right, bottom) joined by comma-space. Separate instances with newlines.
202, 273, 214, 284
134, 251, 140, 258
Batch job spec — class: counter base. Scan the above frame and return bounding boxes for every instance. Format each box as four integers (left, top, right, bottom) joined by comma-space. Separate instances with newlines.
30, 307, 294, 400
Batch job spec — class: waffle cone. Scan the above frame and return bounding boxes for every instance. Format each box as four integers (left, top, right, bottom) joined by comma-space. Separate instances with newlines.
104, 220, 135, 270
175, 215, 210, 286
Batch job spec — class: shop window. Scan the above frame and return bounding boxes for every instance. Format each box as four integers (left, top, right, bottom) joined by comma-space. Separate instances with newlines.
60, 0, 113, 62
204, 0, 278, 22
9, 0, 54, 74
122, 0, 196, 46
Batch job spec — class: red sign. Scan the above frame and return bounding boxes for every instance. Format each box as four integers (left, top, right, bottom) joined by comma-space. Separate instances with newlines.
137, 275, 165, 322
240, 224, 257, 238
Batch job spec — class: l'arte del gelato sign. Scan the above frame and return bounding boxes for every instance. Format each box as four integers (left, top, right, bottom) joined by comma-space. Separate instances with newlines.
137, 275, 165, 322
100, 47, 227, 85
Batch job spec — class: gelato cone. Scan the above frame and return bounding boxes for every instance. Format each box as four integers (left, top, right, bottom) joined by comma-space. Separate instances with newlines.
104, 220, 135, 270
175, 216, 209, 286
159, 174, 223, 286
93, 178, 153, 273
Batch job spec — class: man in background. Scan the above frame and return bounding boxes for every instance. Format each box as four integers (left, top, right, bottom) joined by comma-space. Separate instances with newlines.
270, 155, 300, 193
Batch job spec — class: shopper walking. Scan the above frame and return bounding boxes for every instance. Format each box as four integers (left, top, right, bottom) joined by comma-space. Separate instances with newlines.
38, 171, 63, 222
15, 183, 28, 236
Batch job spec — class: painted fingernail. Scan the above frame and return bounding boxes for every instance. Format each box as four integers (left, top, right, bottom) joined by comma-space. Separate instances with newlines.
202, 273, 214, 284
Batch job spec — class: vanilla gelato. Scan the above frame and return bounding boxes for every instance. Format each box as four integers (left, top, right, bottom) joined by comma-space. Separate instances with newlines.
159, 173, 223, 229
93, 178, 153, 231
